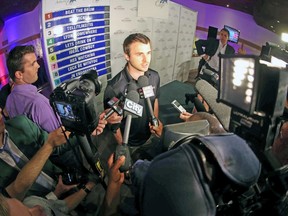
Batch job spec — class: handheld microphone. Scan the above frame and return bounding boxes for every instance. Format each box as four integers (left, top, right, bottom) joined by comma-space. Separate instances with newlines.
137, 75, 159, 127
103, 96, 124, 120
114, 90, 143, 172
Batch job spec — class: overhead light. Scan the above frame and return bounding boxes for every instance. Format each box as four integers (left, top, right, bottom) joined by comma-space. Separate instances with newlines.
281, 33, 288, 43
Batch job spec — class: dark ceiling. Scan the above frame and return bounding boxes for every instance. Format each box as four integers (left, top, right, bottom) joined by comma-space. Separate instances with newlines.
194, 0, 288, 35
0, 0, 287, 35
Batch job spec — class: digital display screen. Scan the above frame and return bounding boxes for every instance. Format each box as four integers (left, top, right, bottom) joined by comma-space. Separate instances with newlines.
55, 102, 76, 120
224, 25, 240, 44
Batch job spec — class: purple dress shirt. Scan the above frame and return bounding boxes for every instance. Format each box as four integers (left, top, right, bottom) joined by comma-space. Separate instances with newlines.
6, 84, 61, 132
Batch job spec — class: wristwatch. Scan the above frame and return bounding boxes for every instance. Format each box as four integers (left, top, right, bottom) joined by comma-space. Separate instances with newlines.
78, 184, 91, 194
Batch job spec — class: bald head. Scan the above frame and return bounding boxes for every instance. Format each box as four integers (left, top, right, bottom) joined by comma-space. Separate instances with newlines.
186, 112, 226, 134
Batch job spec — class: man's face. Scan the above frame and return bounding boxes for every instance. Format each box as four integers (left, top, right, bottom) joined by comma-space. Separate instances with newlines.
125, 41, 152, 73
219, 30, 229, 45
18, 53, 40, 84
7, 197, 47, 216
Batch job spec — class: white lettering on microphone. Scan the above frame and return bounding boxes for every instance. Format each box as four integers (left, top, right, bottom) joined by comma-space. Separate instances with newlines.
124, 99, 143, 117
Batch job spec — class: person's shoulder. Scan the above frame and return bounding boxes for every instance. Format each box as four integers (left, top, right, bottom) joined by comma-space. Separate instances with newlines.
147, 68, 160, 77
227, 44, 236, 53
6, 115, 33, 125
5, 115, 37, 133
106, 70, 130, 93
108, 70, 125, 86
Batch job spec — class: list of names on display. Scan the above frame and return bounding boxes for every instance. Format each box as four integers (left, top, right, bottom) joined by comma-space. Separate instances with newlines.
44, 6, 111, 87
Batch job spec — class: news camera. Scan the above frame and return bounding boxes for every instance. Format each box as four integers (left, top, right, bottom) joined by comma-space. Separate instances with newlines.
214, 46, 288, 215
50, 70, 102, 135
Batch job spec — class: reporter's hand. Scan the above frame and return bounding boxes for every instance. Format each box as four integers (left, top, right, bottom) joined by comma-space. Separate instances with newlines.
53, 175, 77, 198
105, 109, 123, 125
107, 154, 125, 187
92, 112, 107, 136
101, 154, 125, 216
202, 54, 209, 61
179, 111, 193, 122
46, 127, 70, 148
149, 119, 163, 137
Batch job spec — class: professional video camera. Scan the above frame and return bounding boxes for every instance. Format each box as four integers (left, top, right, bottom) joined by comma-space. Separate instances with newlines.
215, 44, 288, 215
50, 69, 102, 135
49, 70, 107, 187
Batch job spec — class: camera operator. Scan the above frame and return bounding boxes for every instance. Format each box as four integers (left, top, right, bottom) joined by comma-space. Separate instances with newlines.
5, 45, 108, 175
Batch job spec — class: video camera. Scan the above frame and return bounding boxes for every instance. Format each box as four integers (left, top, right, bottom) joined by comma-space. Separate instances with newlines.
215, 45, 288, 215
50, 70, 102, 135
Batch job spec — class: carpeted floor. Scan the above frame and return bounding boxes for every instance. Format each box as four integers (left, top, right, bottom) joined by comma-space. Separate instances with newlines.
158, 80, 196, 125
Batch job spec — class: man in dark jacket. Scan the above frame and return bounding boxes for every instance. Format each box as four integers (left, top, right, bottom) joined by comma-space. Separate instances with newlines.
195, 28, 235, 75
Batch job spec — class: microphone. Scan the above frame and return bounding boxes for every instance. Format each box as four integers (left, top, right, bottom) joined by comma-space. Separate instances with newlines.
193, 97, 207, 112
105, 81, 138, 119
126, 82, 139, 93
114, 90, 143, 172
185, 93, 206, 112
103, 95, 124, 120
137, 75, 159, 127
195, 79, 231, 131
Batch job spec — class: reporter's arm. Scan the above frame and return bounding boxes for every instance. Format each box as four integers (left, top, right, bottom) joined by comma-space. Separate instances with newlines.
91, 112, 108, 136
150, 119, 163, 137
5, 127, 70, 201
180, 112, 193, 121
100, 154, 125, 216
64, 181, 95, 211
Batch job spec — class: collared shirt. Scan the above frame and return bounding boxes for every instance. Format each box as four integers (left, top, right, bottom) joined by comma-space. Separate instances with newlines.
6, 84, 61, 132
208, 41, 227, 71
0, 130, 55, 191
104, 66, 160, 146
24, 196, 69, 216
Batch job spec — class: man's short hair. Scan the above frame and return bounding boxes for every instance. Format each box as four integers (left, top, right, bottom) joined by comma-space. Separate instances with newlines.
6, 45, 35, 81
123, 33, 151, 55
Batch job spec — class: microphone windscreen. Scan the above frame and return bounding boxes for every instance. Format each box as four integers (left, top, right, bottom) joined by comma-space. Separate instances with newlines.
126, 90, 140, 103
127, 82, 138, 92
138, 75, 149, 87
195, 79, 231, 130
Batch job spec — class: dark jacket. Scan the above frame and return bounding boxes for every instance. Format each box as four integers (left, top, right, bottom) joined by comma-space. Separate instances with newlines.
195, 38, 235, 73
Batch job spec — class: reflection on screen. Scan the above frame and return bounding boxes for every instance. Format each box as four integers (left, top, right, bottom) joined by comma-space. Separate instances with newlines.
55, 102, 75, 120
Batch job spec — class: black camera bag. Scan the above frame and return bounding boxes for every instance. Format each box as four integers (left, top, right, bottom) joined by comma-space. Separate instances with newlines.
141, 133, 261, 216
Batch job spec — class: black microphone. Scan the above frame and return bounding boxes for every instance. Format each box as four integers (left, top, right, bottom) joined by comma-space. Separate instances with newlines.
195, 79, 231, 130
137, 75, 159, 127
114, 90, 143, 172
126, 82, 139, 93
193, 97, 207, 112
103, 95, 124, 120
